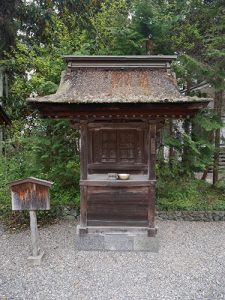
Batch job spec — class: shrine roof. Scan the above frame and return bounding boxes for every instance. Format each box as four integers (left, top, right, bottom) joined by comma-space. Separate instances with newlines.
27, 56, 211, 105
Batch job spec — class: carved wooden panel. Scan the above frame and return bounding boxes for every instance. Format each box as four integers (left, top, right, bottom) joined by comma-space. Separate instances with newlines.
118, 130, 136, 162
102, 130, 117, 162
91, 128, 147, 165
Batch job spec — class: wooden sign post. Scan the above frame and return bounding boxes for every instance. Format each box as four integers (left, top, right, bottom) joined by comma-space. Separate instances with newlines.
30, 210, 40, 257
9, 177, 53, 265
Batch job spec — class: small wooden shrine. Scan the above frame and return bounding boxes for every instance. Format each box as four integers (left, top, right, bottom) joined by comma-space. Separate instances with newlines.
28, 56, 209, 237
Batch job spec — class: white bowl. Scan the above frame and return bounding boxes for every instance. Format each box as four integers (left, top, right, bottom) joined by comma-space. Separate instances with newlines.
118, 174, 130, 180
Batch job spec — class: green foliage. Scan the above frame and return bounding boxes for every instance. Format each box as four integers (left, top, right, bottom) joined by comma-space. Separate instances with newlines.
1, 0, 225, 225
0, 118, 80, 218
91, 0, 144, 55
0, 0, 19, 56
157, 176, 225, 211
37, 81, 58, 96
161, 110, 223, 175
193, 110, 223, 132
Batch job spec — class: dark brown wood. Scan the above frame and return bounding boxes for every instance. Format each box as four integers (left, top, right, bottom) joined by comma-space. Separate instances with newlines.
79, 122, 88, 228
80, 185, 87, 228
148, 124, 156, 180
213, 128, 221, 184
201, 166, 209, 180
213, 90, 223, 185
88, 220, 148, 227
80, 122, 88, 180
86, 186, 150, 226
148, 182, 156, 229
30, 102, 209, 119
78, 120, 158, 232
88, 122, 148, 129
88, 163, 148, 173
90, 127, 147, 166
168, 119, 174, 165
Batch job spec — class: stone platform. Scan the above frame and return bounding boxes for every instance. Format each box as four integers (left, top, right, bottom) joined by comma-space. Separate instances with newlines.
75, 227, 159, 252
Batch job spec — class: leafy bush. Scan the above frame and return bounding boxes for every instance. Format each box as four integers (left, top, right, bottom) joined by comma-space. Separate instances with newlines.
0, 118, 81, 222
157, 175, 225, 211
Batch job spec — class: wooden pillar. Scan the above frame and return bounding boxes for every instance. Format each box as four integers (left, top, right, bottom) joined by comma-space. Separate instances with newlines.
213, 90, 223, 185
29, 210, 40, 256
148, 124, 156, 180
148, 182, 156, 236
80, 121, 88, 180
80, 122, 88, 229
148, 123, 157, 236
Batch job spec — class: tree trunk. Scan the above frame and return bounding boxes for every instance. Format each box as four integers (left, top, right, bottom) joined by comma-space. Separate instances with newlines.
0, 126, 3, 155
182, 80, 191, 172
201, 166, 209, 180
213, 90, 223, 185
182, 118, 191, 171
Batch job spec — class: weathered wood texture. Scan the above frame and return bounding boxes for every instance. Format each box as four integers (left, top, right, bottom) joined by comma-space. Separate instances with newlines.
80, 179, 153, 187
86, 185, 153, 226
148, 124, 157, 180
148, 182, 156, 228
27, 55, 210, 237
80, 122, 88, 180
79, 121, 157, 232
11, 182, 50, 211
80, 185, 87, 227
30, 102, 208, 119
80, 122, 88, 227
88, 124, 148, 174
29, 210, 40, 256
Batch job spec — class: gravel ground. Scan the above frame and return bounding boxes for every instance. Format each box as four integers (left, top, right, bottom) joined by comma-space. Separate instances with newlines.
1, 219, 225, 300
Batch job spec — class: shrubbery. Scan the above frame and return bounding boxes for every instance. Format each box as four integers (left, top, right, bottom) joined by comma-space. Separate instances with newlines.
157, 175, 225, 211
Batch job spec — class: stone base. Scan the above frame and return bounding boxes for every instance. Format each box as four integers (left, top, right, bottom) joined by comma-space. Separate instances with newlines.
75, 226, 159, 252
27, 251, 45, 266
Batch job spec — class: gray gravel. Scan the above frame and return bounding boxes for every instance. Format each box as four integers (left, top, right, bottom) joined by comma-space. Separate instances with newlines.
1, 219, 225, 300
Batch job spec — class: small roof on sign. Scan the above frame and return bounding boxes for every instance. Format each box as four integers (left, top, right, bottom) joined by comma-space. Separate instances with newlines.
8, 177, 54, 188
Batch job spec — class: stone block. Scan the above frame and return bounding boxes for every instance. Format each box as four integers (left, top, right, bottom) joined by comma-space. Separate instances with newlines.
27, 251, 45, 266
74, 232, 160, 252
104, 234, 134, 251
74, 234, 104, 251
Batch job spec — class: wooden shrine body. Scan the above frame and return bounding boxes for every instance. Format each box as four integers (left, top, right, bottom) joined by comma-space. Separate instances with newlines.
28, 55, 210, 238
79, 117, 158, 236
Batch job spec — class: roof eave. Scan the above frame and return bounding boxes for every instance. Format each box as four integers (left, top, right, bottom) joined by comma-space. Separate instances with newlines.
62, 55, 177, 63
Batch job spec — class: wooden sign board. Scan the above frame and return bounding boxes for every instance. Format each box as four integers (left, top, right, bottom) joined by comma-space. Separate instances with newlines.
9, 177, 53, 211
